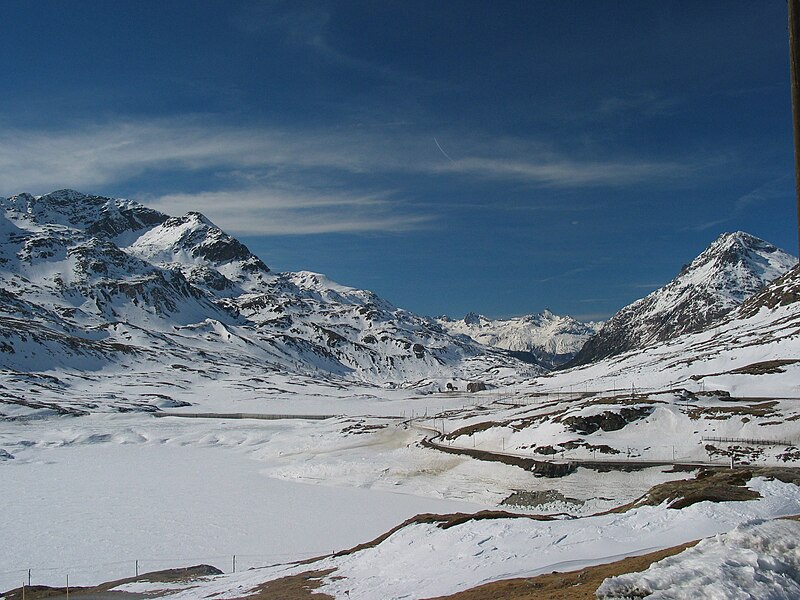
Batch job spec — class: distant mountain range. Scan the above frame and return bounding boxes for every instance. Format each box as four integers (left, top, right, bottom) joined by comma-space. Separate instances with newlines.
438, 311, 602, 369
567, 231, 796, 367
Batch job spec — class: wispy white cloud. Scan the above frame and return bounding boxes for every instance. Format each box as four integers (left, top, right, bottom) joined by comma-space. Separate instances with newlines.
0, 117, 706, 193
532, 266, 592, 284
0, 117, 718, 236
432, 155, 687, 188
0, 118, 372, 194
597, 91, 679, 119
149, 188, 432, 235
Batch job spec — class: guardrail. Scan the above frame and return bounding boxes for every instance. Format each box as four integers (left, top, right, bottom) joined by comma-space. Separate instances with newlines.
153, 412, 336, 420
702, 436, 795, 447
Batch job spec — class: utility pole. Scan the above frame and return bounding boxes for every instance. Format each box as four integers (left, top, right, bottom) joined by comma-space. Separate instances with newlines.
789, 0, 800, 258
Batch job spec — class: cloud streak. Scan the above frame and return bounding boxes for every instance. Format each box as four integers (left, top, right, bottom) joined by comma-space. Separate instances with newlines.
149, 188, 432, 235
0, 117, 701, 192
0, 117, 717, 235
687, 175, 792, 232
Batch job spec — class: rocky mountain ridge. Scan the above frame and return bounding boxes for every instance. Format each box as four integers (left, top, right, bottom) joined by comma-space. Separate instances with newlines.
568, 231, 796, 367
0, 190, 536, 392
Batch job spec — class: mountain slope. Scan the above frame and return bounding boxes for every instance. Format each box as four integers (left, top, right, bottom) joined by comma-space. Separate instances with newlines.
568, 231, 795, 366
0, 190, 533, 403
438, 310, 602, 368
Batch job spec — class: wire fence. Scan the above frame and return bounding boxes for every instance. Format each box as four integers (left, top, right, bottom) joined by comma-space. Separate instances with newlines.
0, 548, 334, 591
702, 436, 796, 447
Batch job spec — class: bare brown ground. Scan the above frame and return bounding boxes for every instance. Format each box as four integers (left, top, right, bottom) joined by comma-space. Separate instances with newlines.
229, 569, 336, 600
609, 466, 800, 511
423, 542, 698, 600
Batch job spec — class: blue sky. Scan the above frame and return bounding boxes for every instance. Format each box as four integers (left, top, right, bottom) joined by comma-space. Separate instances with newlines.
0, 1, 796, 320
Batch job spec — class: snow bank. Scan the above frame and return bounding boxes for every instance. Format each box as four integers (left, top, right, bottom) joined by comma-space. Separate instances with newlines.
597, 518, 800, 599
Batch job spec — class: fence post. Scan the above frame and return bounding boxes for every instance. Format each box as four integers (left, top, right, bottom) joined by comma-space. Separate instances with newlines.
135, 560, 139, 577
233, 555, 236, 573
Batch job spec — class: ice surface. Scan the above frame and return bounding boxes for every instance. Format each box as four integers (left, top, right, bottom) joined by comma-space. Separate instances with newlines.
0, 439, 487, 593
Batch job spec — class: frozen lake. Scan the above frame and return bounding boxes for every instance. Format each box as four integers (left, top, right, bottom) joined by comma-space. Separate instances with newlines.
1, 440, 486, 593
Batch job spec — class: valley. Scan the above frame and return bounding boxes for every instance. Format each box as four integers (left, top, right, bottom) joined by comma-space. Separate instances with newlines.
1, 190, 799, 599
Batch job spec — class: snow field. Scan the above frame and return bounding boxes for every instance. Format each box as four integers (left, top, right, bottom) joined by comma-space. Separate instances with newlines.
0, 439, 487, 593
130, 477, 800, 600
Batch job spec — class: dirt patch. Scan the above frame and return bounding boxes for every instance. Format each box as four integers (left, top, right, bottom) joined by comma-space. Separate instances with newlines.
558, 407, 653, 435
687, 401, 780, 420
319, 510, 568, 567
443, 420, 502, 440
340, 421, 388, 435
423, 542, 698, 600
614, 466, 800, 511
704, 443, 765, 464
582, 395, 666, 407
778, 447, 800, 462
501, 490, 583, 509
561, 441, 621, 455
730, 359, 800, 375
229, 569, 336, 600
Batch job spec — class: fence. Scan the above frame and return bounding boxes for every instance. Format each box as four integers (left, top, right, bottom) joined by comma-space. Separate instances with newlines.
701, 436, 795, 447
0, 548, 333, 594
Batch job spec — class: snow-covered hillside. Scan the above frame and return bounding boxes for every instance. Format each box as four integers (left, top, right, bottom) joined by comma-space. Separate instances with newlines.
545, 262, 800, 398
0, 190, 533, 412
570, 231, 795, 366
439, 310, 602, 368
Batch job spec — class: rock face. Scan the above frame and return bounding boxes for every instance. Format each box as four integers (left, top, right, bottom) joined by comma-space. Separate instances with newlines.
739, 263, 800, 317
0, 189, 535, 385
438, 310, 602, 369
568, 232, 796, 367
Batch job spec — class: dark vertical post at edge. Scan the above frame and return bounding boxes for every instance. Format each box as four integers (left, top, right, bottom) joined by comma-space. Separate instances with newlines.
788, 0, 800, 260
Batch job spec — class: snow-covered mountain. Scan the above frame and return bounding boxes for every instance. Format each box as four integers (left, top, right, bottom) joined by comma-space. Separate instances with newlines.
0, 190, 533, 399
438, 310, 602, 369
568, 231, 795, 366
540, 259, 800, 398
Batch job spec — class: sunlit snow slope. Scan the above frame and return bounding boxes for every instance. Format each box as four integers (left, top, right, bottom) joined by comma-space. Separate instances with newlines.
439, 310, 602, 368
0, 190, 535, 407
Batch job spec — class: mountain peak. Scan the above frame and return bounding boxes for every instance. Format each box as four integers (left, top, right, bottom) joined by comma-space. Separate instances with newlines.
0, 188, 532, 385
463, 311, 482, 325
438, 310, 601, 369
568, 230, 795, 366
40, 189, 91, 202
707, 230, 781, 258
